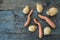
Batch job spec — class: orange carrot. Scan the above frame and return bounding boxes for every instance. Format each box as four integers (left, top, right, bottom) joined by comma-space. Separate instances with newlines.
24, 10, 33, 27
33, 18, 43, 38
38, 14, 56, 29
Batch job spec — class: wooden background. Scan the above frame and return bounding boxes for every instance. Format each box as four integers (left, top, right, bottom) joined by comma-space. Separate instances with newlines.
0, 0, 60, 40
0, 0, 60, 10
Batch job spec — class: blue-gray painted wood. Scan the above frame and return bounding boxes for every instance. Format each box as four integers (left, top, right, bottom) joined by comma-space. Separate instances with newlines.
0, 0, 60, 10
0, 9, 60, 40
0, 0, 60, 40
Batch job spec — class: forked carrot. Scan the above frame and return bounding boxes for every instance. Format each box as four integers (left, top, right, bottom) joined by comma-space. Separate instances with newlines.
38, 14, 56, 29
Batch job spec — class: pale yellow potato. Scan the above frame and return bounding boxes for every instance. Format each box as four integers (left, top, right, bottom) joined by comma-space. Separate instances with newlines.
36, 3, 43, 13
28, 25, 37, 32
44, 27, 51, 35
46, 7, 58, 16
23, 6, 29, 14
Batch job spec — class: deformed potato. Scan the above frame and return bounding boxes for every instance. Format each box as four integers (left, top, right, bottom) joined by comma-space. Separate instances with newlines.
36, 3, 43, 13
46, 7, 58, 16
44, 27, 51, 35
28, 25, 37, 32
23, 6, 30, 14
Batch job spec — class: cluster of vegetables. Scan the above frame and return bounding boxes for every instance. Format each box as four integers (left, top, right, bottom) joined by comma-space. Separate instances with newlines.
23, 3, 58, 38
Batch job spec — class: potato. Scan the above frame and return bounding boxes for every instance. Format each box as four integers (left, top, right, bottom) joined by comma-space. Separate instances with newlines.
28, 25, 37, 32
44, 27, 51, 35
46, 7, 58, 16
23, 6, 29, 14
36, 3, 43, 13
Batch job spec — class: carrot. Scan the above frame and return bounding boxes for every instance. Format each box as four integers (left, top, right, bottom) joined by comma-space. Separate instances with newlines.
24, 10, 33, 27
38, 14, 56, 29
33, 18, 43, 38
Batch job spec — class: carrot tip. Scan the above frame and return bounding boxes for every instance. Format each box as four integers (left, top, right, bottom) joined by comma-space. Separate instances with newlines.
24, 25, 26, 27
24, 23, 27, 27
39, 35, 42, 39
38, 14, 41, 17
53, 26, 56, 29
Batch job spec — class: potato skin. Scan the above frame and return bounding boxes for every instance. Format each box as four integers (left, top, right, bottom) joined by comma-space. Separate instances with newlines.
28, 25, 37, 32
23, 6, 29, 14
44, 27, 51, 35
46, 7, 58, 16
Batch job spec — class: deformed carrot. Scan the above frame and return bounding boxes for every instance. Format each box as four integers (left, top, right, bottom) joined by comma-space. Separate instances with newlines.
38, 14, 56, 29
33, 18, 43, 38
24, 10, 33, 27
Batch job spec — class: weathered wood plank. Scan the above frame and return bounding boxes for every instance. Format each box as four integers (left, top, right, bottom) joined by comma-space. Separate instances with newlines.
0, 0, 60, 10
0, 9, 60, 40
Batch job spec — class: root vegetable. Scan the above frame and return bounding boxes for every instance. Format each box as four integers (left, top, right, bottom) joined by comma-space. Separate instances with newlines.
24, 10, 33, 27
36, 3, 43, 13
46, 7, 58, 16
44, 27, 51, 35
28, 25, 37, 32
23, 6, 30, 14
33, 18, 43, 38
38, 14, 56, 29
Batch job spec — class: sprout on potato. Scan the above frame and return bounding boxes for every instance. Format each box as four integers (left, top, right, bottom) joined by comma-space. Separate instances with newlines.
46, 7, 58, 16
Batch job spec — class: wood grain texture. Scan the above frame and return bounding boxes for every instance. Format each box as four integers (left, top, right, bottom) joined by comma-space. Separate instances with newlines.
0, 0, 60, 10
0, 0, 60, 40
0, 9, 60, 40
